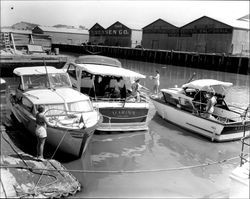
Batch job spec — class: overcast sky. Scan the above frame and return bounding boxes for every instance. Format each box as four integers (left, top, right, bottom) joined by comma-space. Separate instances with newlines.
1, 1, 249, 29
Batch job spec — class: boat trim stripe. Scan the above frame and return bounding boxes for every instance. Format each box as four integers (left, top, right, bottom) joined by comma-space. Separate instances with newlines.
186, 122, 214, 134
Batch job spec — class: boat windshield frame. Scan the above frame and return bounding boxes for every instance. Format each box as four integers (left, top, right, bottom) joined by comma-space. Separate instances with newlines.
21, 73, 72, 90
35, 100, 94, 117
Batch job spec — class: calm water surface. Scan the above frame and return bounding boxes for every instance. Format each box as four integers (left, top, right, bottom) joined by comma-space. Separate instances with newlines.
2, 52, 249, 198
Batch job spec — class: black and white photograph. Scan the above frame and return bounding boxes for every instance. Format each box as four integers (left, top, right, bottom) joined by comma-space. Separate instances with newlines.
0, 0, 249, 198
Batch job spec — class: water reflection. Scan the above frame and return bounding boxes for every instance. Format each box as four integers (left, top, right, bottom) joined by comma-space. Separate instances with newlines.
1, 54, 249, 198
121, 59, 249, 107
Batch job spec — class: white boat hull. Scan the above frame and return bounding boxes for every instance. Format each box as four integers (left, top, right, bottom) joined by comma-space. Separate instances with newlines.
93, 101, 149, 131
151, 98, 250, 141
9, 101, 98, 158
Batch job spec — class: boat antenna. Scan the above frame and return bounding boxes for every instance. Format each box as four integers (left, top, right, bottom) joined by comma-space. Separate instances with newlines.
43, 57, 51, 89
186, 72, 196, 83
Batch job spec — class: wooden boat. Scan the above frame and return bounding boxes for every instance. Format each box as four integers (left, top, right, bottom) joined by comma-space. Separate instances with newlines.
67, 55, 150, 131
150, 79, 250, 141
6, 66, 102, 157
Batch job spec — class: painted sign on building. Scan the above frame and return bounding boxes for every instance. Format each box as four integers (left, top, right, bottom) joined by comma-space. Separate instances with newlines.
89, 23, 105, 36
106, 22, 131, 36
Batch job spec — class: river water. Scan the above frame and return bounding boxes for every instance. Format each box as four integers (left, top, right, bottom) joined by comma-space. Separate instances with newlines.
1, 52, 249, 198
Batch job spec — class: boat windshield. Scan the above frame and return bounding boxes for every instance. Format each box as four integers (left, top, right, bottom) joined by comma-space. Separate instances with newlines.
67, 100, 93, 112
22, 73, 71, 90
38, 100, 93, 116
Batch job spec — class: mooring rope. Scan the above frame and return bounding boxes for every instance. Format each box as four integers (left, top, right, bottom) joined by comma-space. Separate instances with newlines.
32, 128, 69, 190
0, 130, 59, 198
2, 154, 248, 174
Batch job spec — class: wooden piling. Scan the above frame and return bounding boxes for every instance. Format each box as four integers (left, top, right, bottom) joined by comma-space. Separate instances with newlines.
52, 44, 249, 75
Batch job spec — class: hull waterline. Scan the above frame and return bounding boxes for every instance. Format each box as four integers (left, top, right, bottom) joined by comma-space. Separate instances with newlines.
151, 98, 250, 141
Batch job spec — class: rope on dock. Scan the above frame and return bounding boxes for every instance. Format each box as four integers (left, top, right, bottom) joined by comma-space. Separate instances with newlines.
1, 154, 248, 174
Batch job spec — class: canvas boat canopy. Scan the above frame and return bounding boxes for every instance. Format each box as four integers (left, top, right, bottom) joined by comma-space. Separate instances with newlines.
76, 63, 146, 79
14, 66, 66, 76
75, 55, 122, 68
182, 79, 233, 91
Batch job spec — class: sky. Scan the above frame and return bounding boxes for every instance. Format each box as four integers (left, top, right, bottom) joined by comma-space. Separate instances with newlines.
1, 1, 249, 29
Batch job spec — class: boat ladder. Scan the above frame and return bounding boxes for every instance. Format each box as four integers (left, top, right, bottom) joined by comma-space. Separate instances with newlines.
2, 32, 16, 52
2, 32, 12, 50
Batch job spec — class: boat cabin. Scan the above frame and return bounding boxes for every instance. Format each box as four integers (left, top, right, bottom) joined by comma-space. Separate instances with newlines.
159, 79, 232, 116
13, 66, 72, 91
11, 66, 94, 122
67, 60, 145, 100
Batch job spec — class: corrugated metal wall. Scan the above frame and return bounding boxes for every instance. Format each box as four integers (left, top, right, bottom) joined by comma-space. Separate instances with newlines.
142, 16, 249, 55
231, 29, 250, 56
142, 19, 179, 50
89, 23, 106, 45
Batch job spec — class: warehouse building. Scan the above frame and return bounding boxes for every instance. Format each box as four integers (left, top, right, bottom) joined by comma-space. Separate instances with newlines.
89, 21, 142, 48
32, 26, 89, 45
179, 16, 249, 55
89, 23, 106, 45
142, 16, 249, 56
142, 18, 179, 50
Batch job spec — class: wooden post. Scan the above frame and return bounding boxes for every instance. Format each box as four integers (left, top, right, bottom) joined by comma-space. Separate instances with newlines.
10, 33, 16, 53
238, 57, 242, 68
166, 51, 168, 64
185, 53, 188, 66
30, 34, 34, 44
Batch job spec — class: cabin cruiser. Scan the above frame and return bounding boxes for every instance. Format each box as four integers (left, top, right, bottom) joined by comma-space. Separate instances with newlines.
6, 66, 102, 157
150, 79, 250, 141
67, 55, 150, 131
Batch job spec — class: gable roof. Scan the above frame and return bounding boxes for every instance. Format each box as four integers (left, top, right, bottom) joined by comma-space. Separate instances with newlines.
180, 15, 249, 30
106, 21, 131, 30
143, 18, 178, 29
89, 23, 105, 31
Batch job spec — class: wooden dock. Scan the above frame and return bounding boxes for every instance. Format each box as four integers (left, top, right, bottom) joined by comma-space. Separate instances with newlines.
0, 125, 81, 198
0, 54, 68, 77
53, 44, 250, 75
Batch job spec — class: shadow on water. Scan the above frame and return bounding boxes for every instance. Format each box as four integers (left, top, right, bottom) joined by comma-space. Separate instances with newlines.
3, 116, 77, 163
151, 113, 210, 141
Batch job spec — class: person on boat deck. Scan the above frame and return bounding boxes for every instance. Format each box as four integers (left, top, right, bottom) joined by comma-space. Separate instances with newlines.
113, 77, 126, 98
99, 76, 110, 96
205, 91, 217, 120
193, 91, 208, 113
35, 105, 47, 161
93, 75, 102, 97
151, 70, 160, 94
131, 79, 141, 102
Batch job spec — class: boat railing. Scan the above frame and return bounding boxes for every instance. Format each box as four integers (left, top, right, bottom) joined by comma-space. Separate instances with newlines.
239, 114, 250, 178
44, 108, 96, 128
178, 97, 248, 124
91, 95, 150, 104
101, 113, 148, 124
